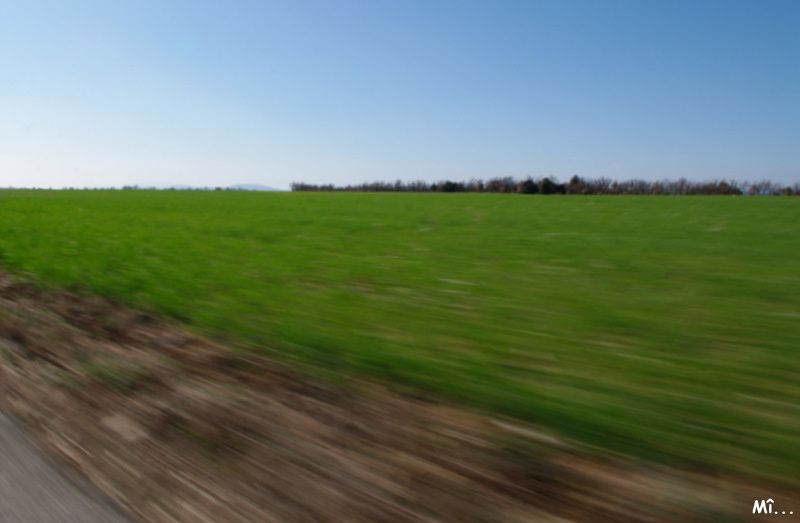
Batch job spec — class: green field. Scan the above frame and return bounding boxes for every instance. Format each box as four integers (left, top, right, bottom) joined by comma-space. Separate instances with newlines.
1, 190, 798, 482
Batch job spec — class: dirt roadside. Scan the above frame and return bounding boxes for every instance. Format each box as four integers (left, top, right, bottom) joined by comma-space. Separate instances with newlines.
0, 272, 786, 522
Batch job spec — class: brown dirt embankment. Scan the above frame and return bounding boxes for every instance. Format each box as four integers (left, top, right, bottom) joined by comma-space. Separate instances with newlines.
0, 272, 782, 522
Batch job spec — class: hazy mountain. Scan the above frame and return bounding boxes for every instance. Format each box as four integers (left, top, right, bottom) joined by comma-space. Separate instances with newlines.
227, 184, 279, 191
130, 182, 281, 191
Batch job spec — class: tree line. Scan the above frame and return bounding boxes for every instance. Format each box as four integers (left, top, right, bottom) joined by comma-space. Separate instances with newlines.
291, 176, 799, 196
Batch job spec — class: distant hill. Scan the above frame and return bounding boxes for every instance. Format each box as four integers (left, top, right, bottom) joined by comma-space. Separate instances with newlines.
129, 183, 281, 191
227, 184, 279, 191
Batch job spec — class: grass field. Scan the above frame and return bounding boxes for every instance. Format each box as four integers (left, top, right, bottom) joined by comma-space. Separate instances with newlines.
0, 190, 798, 483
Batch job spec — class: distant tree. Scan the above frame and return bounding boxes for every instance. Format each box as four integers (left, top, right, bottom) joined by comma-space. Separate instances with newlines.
466, 178, 485, 192
516, 178, 538, 194
567, 175, 585, 194
748, 180, 781, 196
287, 176, 793, 196
539, 177, 565, 195
716, 181, 743, 195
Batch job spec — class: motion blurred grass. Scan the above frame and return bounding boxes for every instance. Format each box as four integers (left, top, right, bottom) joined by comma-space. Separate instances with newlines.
0, 190, 798, 483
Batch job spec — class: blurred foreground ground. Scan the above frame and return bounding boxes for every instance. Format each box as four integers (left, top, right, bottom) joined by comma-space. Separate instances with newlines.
0, 272, 793, 522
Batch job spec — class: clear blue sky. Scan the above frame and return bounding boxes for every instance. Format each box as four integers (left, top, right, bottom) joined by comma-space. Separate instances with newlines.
1, 0, 798, 189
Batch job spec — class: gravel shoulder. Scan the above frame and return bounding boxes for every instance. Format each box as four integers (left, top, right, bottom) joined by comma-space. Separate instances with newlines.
0, 411, 127, 523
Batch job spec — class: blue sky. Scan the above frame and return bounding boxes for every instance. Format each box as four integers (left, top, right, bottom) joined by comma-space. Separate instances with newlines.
1, 0, 798, 189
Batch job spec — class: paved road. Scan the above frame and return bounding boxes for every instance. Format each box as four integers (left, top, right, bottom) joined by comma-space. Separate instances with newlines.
0, 412, 128, 523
